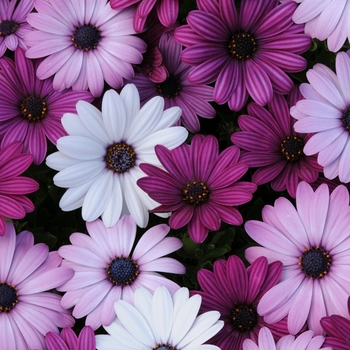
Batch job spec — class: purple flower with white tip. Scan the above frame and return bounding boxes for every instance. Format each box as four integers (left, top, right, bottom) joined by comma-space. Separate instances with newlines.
24, 0, 146, 97
174, 0, 311, 110
291, 51, 350, 183
57, 215, 185, 330
245, 181, 350, 335
0, 0, 34, 57
0, 221, 74, 350
243, 327, 332, 350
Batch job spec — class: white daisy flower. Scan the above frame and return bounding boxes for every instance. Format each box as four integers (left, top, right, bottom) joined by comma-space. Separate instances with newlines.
95, 285, 224, 350
46, 83, 188, 228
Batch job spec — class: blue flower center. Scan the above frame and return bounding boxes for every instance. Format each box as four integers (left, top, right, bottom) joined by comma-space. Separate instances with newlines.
106, 257, 139, 286
299, 246, 331, 279
231, 304, 258, 332
0, 20, 18, 37
157, 75, 181, 98
342, 108, 350, 131
229, 32, 257, 60
183, 181, 210, 206
0, 282, 18, 313
280, 135, 304, 162
153, 344, 177, 350
72, 24, 101, 50
106, 143, 136, 173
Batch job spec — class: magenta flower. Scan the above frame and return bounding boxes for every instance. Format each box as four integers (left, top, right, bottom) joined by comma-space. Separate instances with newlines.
191, 256, 289, 350
245, 181, 350, 335
137, 134, 257, 243
291, 51, 350, 183
25, 0, 146, 97
292, 0, 350, 52
0, 141, 38, 236
45, 326, 96, 350
130, 31, 215, 133
174, 0, 311, 111
110, 0, 179, 33
0, 48, 93, 165
0, 0, 34, 57
57, 215, 185, 330
0, 221, 74, 350
321, 297, 350, 350
231, 90, 321, 198
243, 327, 331, 350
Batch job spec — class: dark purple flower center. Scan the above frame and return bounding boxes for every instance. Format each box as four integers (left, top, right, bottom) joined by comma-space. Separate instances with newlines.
0, 282, 18, 313
0, 20, 19, 37
106, 257, 139, 286
229, 32, 257, 60
281, 135, 304, 162
342, 108, 350, 131
153, 344, 176, 350
183, 181, 210, 205
157, 75, 181, 98
72, 24, 101, 51
231, 304, 258, 332
105, 143, 136, 173
20, 95, 47, 122
298, 246, 331, 279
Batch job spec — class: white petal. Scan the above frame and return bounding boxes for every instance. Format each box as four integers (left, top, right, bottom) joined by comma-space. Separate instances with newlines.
82, 170, 114, 221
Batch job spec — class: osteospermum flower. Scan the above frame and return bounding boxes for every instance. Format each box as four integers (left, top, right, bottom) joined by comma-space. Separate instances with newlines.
243, 327, 332, 350
57, 215, 185, 330
245, 181, 350, 335
291, 51, 350, 183
0, 141, 38, 236
191, 256, 289, 350
130, 31, 215, 133
174, 0, 311, 111
137, 134, 257, 243
0, 221, 74, 350
320, 297, 350, 350
0, 48, 93, 165
292, 0, 350, 52
45, 326, 95, 350
95, 285, 224, 349
46, 84, 188, 228
0, 0, 34, 57
110, 0, 179, 33
24, 0, 147, 97
231, 90, 321, 198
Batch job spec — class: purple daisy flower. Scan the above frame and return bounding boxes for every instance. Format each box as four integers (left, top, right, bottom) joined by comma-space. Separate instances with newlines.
243, 327, 331, 350
321, 297, 350, 350
291, 51, 350, 183
231, 89, 322, 198
245, 181, 350, 335
45, 326, 96, 350
0, 0, 34, 57
110, 0, 179, 33
130, 30, 216, 133
191, 256, 289, 350
137, 134, 257, 243
0, 48, 93, 165
0, 221, 74, 350
174, 0, 311, 110
57, 215, 185, 330
0, 141, 38, 236
24, 0, 147, 97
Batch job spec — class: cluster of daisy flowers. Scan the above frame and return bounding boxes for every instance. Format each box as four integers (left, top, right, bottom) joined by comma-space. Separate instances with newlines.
2, 0, 350, 349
